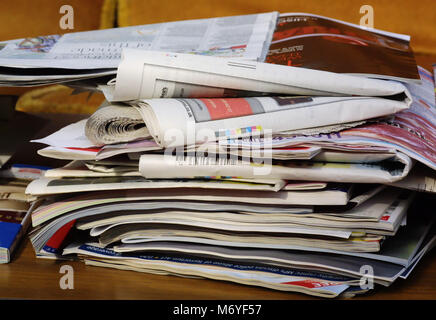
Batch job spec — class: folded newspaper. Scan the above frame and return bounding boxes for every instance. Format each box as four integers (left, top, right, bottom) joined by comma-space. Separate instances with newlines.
6, 10, 436, 299
137, 153, 413, 184
102, 49, 413, 102
0, 12, 278, 71
83, 94, 410, 148
131, 93, 410, 148
84, 103, 150, 146
0, 12, 419, 88
266, 13, 419, 82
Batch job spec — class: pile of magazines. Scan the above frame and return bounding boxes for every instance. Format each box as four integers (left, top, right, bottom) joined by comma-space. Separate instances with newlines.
3, 12, 436, 298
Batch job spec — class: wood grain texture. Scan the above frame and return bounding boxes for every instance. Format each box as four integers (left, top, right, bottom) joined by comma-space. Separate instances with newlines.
0, 237, 435, 300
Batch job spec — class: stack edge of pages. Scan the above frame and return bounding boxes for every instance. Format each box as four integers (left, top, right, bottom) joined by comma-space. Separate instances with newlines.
2, 12, 435, 298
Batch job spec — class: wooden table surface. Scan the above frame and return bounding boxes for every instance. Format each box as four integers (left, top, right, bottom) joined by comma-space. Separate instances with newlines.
0, 236, 435, 300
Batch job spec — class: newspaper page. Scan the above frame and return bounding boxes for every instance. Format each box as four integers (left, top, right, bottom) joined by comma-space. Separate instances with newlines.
63, 243, 351, 298
95, 139, 161, 160
75, 207, 335, 232
228, 145, 322, 160
134, 95, 410, 148
266, 13, 419, 82
211, 135, 390, 151
28, 199, 314, 254
335, 66, 436, 170
73, 242, 399, 287
400, 225, 436, 279
104, 241, 405, 285
72, 187, 387, 233
30, 206, 352, 257
389, 163, 436, 193
88, 190, 411, 247
45, 160, 291, 190
100, 140, 319, 161
32, 119, 95, 149
100, 226, 382, 253
87, 219, 352, 239
30, 186, 350, 227
91, 197, 431, 268
43, 160, 142, 178
33, 189, 428, 269
25, 176, 288, 196
0, 12, 278, 69
31, 116, 160, 159
106, 48, 412, 101
138, 153, 412, 183
283, 181, 327, 190
219, 66, 435, 171
311, 150, 397, 164
199, 140, 392, 162
0, 68, 115, 87
33, 197, 313, 230
37, 146, 99, 161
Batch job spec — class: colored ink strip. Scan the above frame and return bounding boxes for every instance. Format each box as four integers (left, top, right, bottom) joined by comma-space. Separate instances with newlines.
215, 125, 263, 137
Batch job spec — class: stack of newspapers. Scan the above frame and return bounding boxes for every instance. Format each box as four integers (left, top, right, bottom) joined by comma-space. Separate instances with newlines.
3, 12, 435, 298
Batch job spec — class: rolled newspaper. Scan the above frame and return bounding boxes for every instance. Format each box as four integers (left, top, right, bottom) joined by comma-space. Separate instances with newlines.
85, 102, 150, 146
104, 49, 412, 103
